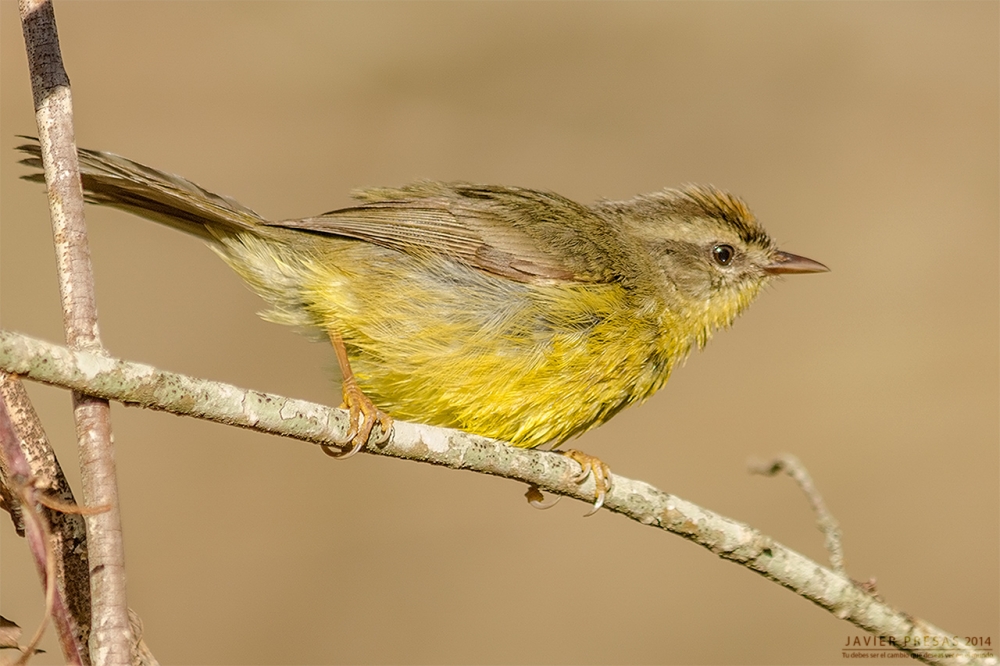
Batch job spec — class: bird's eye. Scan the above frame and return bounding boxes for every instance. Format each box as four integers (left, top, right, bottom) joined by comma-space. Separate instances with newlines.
712, 244, 735, 266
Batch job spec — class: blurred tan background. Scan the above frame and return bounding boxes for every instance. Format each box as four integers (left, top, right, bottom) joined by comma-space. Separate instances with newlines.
1, 2, 997, 664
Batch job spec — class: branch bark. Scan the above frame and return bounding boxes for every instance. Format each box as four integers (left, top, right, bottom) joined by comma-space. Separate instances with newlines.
0, 329, 992, 666
18, 0, 132, 662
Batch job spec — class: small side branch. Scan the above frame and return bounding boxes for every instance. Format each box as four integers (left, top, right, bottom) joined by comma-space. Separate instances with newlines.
0, 329, 992, 666
749, 453, 845, 574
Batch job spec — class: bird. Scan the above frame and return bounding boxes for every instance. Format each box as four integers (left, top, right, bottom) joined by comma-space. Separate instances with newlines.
18, 139, 828, 510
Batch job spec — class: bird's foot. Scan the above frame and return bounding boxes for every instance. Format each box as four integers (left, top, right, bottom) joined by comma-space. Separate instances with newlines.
322, 377, 393, 459
563, 449, 612, 516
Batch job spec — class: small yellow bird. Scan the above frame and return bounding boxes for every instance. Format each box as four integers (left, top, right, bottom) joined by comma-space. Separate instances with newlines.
19, 140, 827, 508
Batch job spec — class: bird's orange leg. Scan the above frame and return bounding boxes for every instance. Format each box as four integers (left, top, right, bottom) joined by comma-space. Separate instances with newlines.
322, 331, 393, 459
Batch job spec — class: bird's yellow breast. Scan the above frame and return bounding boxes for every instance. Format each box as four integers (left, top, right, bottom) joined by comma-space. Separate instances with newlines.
339, 278, 684, 449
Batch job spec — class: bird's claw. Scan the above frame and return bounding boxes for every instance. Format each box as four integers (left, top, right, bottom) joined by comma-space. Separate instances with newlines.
562, 449, 612, 516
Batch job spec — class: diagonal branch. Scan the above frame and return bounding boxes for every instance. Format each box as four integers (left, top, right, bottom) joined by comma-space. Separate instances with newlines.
0, 329, 992, 666
0, 375, 87, 665
0, 372, 90, 663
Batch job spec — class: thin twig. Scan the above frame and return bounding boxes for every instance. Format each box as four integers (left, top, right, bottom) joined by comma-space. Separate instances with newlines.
0, 330, 993, 666
14, 482, 58, 666
749, 453, 846, 573
17, 1, 132, 663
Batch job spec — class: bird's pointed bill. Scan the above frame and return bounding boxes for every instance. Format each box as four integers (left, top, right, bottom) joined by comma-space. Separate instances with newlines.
764, 251, 829, 275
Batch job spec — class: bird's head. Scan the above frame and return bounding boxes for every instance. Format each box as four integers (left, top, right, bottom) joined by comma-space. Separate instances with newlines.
602, 185, 828, 345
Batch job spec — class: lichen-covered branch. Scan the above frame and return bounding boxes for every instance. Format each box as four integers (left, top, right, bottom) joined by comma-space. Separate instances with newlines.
0, 329, 991, 666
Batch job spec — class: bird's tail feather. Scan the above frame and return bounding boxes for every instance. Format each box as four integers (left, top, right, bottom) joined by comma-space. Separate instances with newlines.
16, 137, 265, 241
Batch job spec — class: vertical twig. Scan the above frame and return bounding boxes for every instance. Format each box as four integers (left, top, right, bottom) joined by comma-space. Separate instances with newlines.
17, 1, 133, 663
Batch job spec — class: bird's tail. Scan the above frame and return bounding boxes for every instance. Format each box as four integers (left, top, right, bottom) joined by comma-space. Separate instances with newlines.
16, 137, 265, 241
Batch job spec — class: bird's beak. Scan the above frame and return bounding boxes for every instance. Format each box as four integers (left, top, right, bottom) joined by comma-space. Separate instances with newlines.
764, 251, 830, 275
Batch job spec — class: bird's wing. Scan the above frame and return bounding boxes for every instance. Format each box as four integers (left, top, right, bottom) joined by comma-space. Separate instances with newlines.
265, 182, 626, 284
